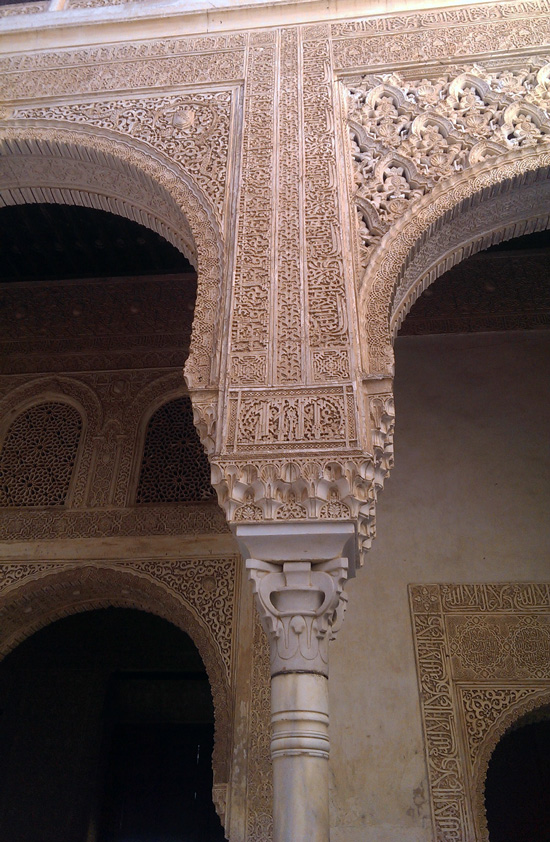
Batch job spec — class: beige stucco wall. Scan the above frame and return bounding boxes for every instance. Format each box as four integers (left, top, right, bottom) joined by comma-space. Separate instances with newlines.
330, 329, 550, 841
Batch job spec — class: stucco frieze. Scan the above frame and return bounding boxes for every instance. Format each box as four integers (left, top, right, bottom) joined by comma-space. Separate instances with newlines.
0, 1, 46, 16
0, 49, 245, 101
332, 3, 550, 69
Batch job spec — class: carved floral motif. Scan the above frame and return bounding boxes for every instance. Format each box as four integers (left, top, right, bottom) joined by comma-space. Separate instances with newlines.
346, 61, 550, 268
15, 93, 233, 225
247, 557, 348, 676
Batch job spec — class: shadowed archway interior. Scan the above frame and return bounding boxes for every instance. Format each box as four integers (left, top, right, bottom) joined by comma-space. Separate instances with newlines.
0, 607, 227, 842
485, 710, 550, 842
0, 203, 194, 282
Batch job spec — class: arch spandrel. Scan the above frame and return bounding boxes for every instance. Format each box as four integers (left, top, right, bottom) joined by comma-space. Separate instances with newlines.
0, 561, 234, 791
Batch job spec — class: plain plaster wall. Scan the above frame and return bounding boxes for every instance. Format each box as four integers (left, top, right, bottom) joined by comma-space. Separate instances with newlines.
329, 329, 550, 842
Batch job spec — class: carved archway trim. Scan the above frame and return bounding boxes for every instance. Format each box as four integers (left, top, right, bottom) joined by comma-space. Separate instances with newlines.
0, 561, 233, 786
390, 182, 550, 336
0, 123, 225, 392
360, 148, 550, 376
473, 690, 550, 842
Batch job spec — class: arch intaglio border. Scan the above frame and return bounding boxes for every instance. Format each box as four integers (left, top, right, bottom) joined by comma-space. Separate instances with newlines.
472, 689, 550, 841
359, 148, 550, 376
0, 562, 233, 797
0, 122, 226, 395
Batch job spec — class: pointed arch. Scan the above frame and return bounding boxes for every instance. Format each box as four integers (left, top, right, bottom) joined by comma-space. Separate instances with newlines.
474, 691, 550, 841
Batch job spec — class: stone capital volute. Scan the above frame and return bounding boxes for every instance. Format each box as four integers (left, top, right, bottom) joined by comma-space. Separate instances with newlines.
246, 557, 348, 677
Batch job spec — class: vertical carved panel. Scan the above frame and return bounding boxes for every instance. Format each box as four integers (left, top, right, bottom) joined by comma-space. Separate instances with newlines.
275, 27, 304, 385
301, 26, 351, 383
246, 614, 273, 842
229, 33, 277, 387
86, 423, 124, 508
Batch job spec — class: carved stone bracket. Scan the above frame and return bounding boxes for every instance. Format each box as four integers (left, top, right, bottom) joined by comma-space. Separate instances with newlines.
246, 557, 348, 676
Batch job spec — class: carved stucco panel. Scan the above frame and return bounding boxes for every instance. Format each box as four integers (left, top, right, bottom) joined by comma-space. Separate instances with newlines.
228, 32, 276, 387
246, 613, 273, 842
0, 369, 231, 538
345, 61, 550, 272
410, 583, 550, 842
0, 48, 245, 101
331, 2, 550, 69
302, 26, 352, 382
14, 91, 234, 227
275, 27, 304, 385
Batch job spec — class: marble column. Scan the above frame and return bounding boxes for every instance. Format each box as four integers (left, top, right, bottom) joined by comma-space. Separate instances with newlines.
236, 524, 353, 842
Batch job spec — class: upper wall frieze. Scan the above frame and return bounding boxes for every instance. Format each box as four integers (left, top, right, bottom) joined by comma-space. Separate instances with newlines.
331, 0, 550, 37
0, 41, 245, 101
332, 12, 550, 70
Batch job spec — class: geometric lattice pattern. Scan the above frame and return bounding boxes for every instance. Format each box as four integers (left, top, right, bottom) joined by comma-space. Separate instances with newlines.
0, 402, 82, 507
136, 397, 215, 504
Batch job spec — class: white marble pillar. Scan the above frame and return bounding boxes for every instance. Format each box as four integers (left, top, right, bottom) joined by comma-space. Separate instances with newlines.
236, 524, 353, 842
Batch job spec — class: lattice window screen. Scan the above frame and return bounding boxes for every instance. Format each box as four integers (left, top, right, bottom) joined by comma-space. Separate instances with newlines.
136, 397, 215, 504
0, 402, 82, 506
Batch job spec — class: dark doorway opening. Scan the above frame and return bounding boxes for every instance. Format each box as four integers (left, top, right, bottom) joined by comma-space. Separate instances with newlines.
99, 722, 220, 842
0, 608, 225, 842
485, 712, 550, 842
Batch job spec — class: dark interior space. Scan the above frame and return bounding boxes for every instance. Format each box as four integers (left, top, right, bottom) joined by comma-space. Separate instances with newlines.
399, 228, 550, 336
0, 203, 199, 376
0, 608, 226, 842
485, 712, 550, 842
0, 203, 193, 282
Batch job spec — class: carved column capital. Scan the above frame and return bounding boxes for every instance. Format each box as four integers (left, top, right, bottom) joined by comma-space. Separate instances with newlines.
246, 557, 348, 677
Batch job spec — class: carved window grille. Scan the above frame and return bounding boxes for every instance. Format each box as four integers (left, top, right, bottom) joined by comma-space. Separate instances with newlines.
0, 402, 82, 507
136, 397, 215, 504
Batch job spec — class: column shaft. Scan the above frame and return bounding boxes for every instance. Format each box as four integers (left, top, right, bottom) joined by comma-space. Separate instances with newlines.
271, 672, 330, 842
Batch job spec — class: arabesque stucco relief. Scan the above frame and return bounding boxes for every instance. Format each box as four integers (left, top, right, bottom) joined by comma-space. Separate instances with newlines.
1, 3, 550, 557
1, 2, 549, 838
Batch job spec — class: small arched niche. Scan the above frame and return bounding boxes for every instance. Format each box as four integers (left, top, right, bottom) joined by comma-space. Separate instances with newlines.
484, 705, 550, 842
0, 607, 227, 842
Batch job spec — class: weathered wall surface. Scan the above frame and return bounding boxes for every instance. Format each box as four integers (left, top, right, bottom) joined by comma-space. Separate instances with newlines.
330, 329, 550, 842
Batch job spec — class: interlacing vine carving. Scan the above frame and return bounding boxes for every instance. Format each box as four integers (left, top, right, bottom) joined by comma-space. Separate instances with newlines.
347, 60, 550, 268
